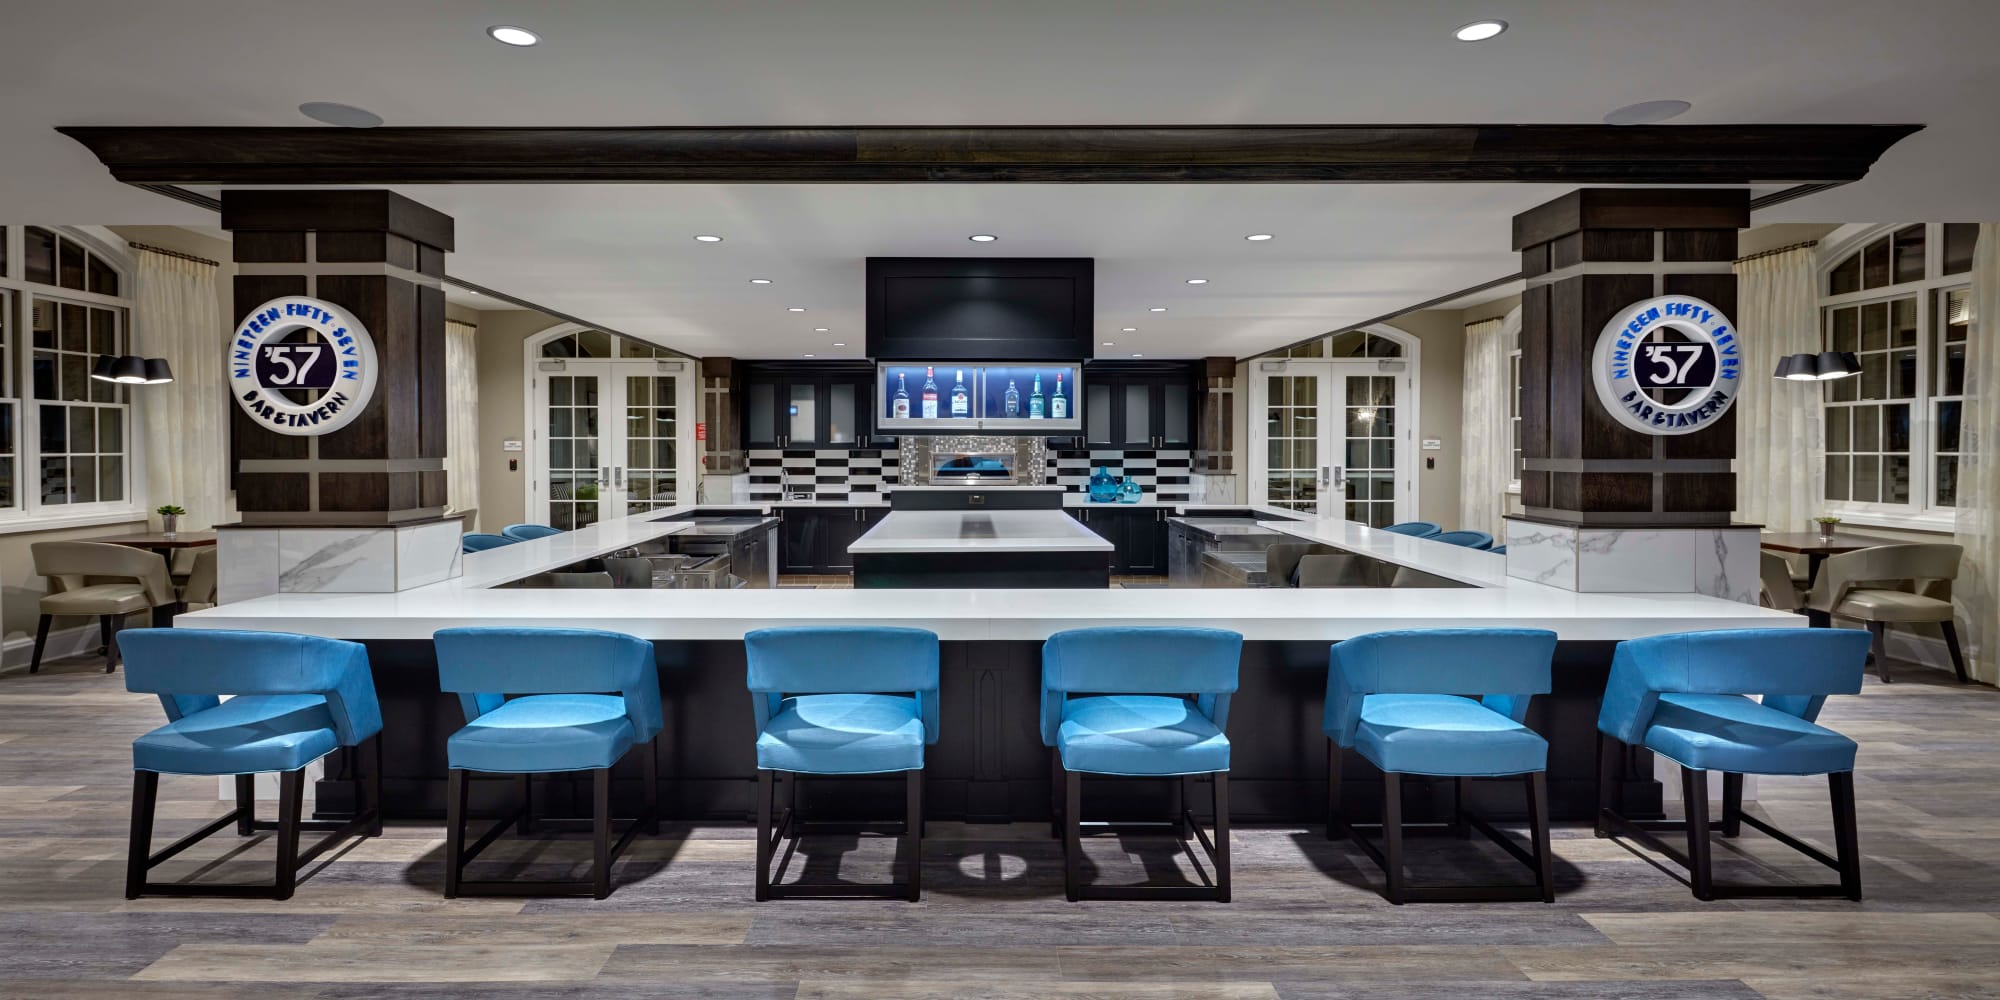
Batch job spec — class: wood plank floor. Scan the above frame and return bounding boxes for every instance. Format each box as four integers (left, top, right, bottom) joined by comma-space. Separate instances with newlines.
5, 651, 1999, 998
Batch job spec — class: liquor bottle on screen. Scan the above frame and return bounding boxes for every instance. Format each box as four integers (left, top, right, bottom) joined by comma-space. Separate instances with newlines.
892, 373, 910, 419
921, 366, 939, 419
1029, 374, 1045, 418
1050, 373, 1068, 419
1004, 379, 1020, 417
950, 370, 970, 417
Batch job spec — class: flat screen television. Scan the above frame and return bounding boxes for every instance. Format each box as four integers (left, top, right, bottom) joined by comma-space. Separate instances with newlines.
866, 258, 1094, 361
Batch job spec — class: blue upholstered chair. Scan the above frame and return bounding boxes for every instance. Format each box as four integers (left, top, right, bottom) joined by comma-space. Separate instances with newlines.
119, 629, 383, 900
746, 626, 939, 901
1381, 521, 1442, 538
1431, 530, 1495, 550
462, 532, 517, 553
434, 627, 662, 899
1325, 628, 1558, 904
501, 523, 563, 541
1595, 628, 1869, 901
1043, 626, 1243, 902
1490, 545, 1507, 555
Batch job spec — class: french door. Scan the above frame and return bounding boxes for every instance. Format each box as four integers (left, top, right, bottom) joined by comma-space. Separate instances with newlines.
531, 360, 693, 529
1250, 361, 1415, 526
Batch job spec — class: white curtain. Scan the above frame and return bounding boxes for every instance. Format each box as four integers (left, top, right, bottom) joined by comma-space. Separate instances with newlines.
1955, 225, 1998, 685
1733, 246, 1824, 532
1460, 316, 1506, 537
444, 319, 481, 525
133, 248, 227, 531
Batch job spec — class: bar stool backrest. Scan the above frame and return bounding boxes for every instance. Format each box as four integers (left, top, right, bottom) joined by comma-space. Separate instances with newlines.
31, 541, 175, 606
502, 523, 563, 541
118, 628, 382, 743
1381, 521, 1442, 538
1431, 530, 1495, 550
1040, 626, 1243, 745
1597, 628, 1869, 746
433, 627, 662, 740
462, 533, 516, 553
745, 626, 941, 741
1325, 628, 1555, 746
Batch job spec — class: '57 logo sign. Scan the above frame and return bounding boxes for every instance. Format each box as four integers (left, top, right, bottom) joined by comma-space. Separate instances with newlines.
255, 342, 336, 390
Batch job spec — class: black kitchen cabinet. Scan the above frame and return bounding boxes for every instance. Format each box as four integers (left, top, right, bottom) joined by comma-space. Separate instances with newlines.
1070, 505, 1170, 575
777, 507, 822, 574
776, 505, 885, 574
1078, 364, 1198, 450
742, 365, 878, 449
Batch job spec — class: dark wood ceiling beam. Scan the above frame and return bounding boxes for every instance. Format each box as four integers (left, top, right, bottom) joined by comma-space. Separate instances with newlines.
57, 124, 1919, 185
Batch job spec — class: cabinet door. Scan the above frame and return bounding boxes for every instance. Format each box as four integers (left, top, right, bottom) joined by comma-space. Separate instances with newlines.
820, 378, 867, 448
744, 379, 781, 448
778, 509, 820, 574
1159, 379, 1194, 449
1083, 381, 1116, 447
822, 508, 864, 572
1126, 509, 1166, 574
1073, 507, 1125, 572
1118, 380, 1158, 448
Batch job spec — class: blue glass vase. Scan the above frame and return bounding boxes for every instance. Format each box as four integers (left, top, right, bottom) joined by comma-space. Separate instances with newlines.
1118, 477, 1142, 503
1087, 466, 1119, 502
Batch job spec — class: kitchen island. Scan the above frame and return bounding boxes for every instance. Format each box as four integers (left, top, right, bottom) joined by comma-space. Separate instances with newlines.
850, 508, 1113, 588
177, 502, 1800, 827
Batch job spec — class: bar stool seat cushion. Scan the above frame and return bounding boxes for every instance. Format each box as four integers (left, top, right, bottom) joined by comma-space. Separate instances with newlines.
1351, 693, 1547, 777
446, 694, 638, 774
1643, 693, 1857, 776
1832, 589, 1955, 623
132, 694, 339, 776
41, 582, 150, 615
756, 693, 925, 775
1057, 694, 1229, 777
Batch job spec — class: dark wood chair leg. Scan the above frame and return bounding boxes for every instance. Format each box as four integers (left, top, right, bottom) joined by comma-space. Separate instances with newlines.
445, 768, 467, 899
1682, 767, 1714, 901
368, 735, 385, 837
1049, 747, 1063, 840
1867, 620, 1891, 683
643, 735, 661, 836
1595, 731, 1618, 838
1940, 621, 1971, 684
591, 767, 612, 900
515, 775, 532, 835
102, 616, 122, 673
1171, 775, 1188, 838
1326, 740, 1345, 841
30, 614, 52, 673
1829, 770, 1863, 901
235, 774, 257, 835
905, 769, 924, 902
1527, 770, 1554, 903
1452, 776, 1472, 839
1212, 771, 1231, 903
125, 770, 158, 899
274, 769, 305, 901
1721, 772, 1744, 838
1381, 770, 1405, 905
755, 769, 774, 901
1063, 768, 1083, 902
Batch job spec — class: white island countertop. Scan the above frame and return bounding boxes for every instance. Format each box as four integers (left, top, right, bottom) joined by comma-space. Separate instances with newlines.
177, 502, 1802, 643
848, 509, 1113, 554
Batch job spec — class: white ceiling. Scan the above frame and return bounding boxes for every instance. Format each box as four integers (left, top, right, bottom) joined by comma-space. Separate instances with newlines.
5, 0, 1997, 359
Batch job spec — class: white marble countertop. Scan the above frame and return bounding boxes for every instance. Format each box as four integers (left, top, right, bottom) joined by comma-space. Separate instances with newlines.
848, 510, 1114, 554
179, 504, 1802, 642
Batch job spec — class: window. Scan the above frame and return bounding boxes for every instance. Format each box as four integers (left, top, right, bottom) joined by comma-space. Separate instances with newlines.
1282, 331, 1403, 359
540, 328, 676, 360
1819, 223, 1979, 523
1507, 348, 1523, 487
0, 227, 135, 522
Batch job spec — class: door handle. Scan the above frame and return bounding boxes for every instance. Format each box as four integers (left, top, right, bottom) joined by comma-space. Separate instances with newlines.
601, 466, 611, 484
615, 467, 625, 487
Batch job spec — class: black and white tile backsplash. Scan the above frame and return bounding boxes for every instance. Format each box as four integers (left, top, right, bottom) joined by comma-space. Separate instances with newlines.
1049, 449, 1192, 500
743, 449, 898, 503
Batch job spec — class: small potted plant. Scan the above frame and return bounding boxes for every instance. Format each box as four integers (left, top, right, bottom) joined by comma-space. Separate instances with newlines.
1813, 514, 1841, 541
156, 505, 186, 538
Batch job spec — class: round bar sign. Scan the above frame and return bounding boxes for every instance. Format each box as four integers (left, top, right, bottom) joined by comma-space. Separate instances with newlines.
229, 296, 378, 435
1591, 293, 1740, 435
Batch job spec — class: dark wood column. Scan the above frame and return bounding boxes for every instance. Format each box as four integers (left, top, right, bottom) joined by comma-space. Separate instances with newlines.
223, 190, 454, 524
1513, 189, 1748, 526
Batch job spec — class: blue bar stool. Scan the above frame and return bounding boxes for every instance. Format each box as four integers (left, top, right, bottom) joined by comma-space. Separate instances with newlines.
462, 532, 517, 553
1325, 628, 1558, 904
1381, 521, 1442, 538
1431, 530, 1495, 550
1596, 627, 1869, 901
747, 626, 939, 901
1490, 545, 1508, 555
501, 523, 563, 541
119, 629, 383, 900
1043, 626, 1243, 902
434, 627, 662, 899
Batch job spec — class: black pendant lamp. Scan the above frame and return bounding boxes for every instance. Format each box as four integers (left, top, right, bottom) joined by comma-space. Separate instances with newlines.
1773, 354, 1818, 380
1773, 351, 1861, 381
89, 354, 174, 385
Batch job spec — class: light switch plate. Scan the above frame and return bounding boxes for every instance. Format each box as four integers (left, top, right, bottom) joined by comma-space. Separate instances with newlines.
502, 439, 524, 452
1421, 438, 1442, 450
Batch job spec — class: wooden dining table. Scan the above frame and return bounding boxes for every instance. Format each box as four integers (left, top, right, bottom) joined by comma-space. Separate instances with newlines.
92, 530, 217, 626
1759, 530, 1907, 589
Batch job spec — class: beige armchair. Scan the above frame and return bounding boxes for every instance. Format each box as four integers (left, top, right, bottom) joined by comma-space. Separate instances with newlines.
179, 547, 219, 608
1296, 553, 1377, 588
1760, 551, 1804, 611
1265, 543, 1332, 588
1805, 542, 1967, 684
30, 541, 176, 674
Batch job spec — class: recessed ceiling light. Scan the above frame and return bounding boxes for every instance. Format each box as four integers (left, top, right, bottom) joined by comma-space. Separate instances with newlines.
813, 327, 829, 332
1245, 233, 1274, 241
803, 353, 815, 358
1603, 99, 1694, 126
1149, 307, 1168, 312
968, 234, 998, 242
487, 25, 540, 46
1186, 278, 1208, 285
693, 234, 723, 243
1102, 341, 1115, 347
749, 278, 772, 284
1121, 327, 1136, 332
788, 307, 806, 312
1454, 19, 1507, 42
298, 102, 383, 128
833, 342, 846, 347
1131, 353, 1144, 358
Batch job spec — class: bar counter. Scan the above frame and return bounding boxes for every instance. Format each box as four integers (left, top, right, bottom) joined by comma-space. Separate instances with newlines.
178, 504, 1801, 826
